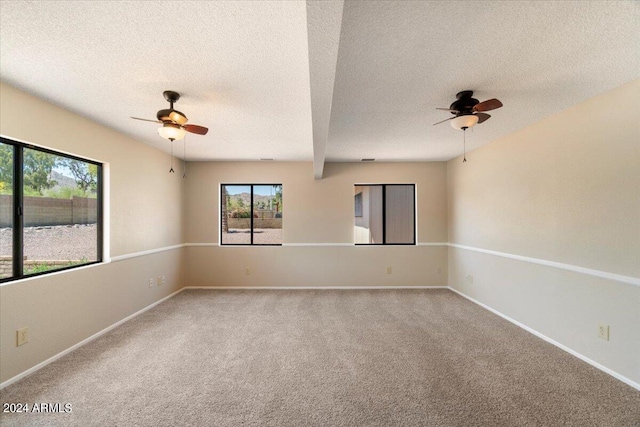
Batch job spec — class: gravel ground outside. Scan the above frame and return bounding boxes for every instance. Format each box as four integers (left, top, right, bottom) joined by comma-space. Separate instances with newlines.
0, 224, 97, 261
0, 224, 280, 262
221, 228, 282, 245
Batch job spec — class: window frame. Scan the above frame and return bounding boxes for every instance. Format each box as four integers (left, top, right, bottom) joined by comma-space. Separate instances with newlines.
354, 183, 416, 246
0, 136, 103, 283
220, 183, 282, 246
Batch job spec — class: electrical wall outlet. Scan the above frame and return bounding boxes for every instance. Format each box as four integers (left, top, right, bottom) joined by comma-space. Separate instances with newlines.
161, 276, 166, 286
436, 266, 442, 274
148, 278, 154, 288
466, 275, 474, 284
245, 268, 251, 275
598, 325, 610, 341
386, 267, 392, 274
17, 327, 29, 346
156, 276, 162, 286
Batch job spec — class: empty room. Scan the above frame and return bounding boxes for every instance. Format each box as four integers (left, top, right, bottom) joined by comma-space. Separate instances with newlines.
0, 1, 638, 426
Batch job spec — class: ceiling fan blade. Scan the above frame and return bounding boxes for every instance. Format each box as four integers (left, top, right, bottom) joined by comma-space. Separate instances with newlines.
433, 116, 455, 126
184, 124, 209, 135
436, 107, 459, 112
131, 117, 161, 123
473, 98, 503, 112
475, 112, 491, 123
169, 110, 188, 125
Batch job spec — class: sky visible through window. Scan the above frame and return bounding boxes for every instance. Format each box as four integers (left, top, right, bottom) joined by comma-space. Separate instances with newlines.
224, 185, 277, 196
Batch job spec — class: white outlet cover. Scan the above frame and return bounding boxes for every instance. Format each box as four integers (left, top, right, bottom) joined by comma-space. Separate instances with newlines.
17, 327, 29, 346
598, 325, 610, 341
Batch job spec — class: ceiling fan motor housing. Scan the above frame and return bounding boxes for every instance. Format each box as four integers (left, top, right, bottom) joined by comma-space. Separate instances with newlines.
156, 108, 187, 123
157, 109, 173, 121
450, 90, 479, 115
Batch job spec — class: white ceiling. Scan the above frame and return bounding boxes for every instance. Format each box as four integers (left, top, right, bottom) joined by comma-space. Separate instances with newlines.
1, 1, 638, 177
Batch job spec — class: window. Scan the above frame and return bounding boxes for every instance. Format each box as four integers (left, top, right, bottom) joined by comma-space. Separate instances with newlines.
0, 137, 102, 282
221, 184, 282, 245
354, 184, 415, 245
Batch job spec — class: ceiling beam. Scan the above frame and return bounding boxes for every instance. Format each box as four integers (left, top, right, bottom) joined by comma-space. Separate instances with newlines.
306, 0, 344, 179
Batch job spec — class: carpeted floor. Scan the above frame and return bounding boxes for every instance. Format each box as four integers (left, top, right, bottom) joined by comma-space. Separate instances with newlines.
1, 289, 638, 426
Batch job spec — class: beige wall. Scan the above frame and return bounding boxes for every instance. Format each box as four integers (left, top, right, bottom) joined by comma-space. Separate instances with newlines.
186, 245, 447, 288
0, 83, 185, 256
448, 80, 639, 277
447, 79, 640, 383
185, 161, 447, 244
0, 83, 185, 383
184, 161, 448, 287
0, 251, 183, 382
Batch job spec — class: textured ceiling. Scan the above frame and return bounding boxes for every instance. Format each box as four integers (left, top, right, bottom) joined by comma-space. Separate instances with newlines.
326, 0, 639, 161
0, 1, 638, 173
0, 1, 314, 161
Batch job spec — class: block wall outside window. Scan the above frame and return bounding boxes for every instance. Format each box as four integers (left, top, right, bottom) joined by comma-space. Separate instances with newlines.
0, 137, 103, 282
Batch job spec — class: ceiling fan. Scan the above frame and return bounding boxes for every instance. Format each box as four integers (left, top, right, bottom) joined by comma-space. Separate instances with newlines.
434, 90, 503, 130
131, 91, 209, 141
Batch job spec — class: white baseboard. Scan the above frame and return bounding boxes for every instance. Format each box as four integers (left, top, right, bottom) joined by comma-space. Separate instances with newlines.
183, 286, 450, 290
0, 288, 186, 390
447, 286, 640, 391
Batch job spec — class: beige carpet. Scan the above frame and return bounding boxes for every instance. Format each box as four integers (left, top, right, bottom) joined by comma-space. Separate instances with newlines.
1, 289, 638, 426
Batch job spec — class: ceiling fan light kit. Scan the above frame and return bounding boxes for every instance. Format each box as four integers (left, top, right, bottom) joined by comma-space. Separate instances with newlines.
450, 114, 479, 130
158, 123, 186, 141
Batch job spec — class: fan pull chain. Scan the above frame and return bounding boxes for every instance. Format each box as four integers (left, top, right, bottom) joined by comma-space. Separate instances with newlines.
169, 139, 175, 173
183, 135, 187, 179
463, 129, 467, 163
